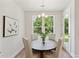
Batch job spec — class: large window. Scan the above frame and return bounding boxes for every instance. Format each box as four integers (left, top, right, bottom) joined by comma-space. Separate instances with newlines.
32, 16, 53, 37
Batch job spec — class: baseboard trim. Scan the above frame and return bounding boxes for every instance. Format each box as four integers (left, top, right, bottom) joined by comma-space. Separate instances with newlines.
14, 48, 24, 58
10, 47, 24, 58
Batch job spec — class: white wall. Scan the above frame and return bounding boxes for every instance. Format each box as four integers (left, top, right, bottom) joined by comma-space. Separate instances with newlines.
24, 11, 63, 41
0, 0, 25, 58
75, 0, 79, 57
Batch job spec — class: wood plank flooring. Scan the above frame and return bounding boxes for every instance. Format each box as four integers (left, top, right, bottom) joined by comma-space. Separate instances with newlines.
15, 48, 72, 58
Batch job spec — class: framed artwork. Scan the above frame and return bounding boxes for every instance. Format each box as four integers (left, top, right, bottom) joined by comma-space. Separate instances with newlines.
3, 16, 18, 37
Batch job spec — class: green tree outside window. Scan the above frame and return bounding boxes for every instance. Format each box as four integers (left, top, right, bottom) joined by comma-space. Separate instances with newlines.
33, 16, 53, 37
64, 17, 69, 42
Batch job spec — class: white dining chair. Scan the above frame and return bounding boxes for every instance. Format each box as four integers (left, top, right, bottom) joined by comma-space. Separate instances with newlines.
22, 37, 40, 58
31, 33, 38, 41
48, 33, 55, 41
44, 39, 63, 58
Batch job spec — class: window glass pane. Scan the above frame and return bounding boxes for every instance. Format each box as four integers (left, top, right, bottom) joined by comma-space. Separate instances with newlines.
33, 16, 42, 35
64, 17, 69, 42
45, 16, 53, 36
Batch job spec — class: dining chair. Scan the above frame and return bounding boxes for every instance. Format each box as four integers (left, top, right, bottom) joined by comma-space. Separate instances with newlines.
31, 33, 38, 41
22, 37, 40, 58
43, 39, 63, 58
48, 33, 55, 41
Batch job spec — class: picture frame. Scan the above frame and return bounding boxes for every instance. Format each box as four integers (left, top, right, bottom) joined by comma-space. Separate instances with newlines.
3, 16, 18, 37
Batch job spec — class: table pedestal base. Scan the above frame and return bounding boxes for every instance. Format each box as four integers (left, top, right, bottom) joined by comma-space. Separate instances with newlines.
40, 51, 44, 58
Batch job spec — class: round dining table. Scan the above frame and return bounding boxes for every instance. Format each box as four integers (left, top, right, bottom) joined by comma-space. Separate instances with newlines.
32, 39, 57, 58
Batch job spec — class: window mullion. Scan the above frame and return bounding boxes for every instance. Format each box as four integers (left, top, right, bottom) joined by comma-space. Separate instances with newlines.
42, 17, 45, 33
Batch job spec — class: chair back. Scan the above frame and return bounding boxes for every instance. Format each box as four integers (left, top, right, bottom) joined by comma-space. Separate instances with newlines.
55, 39, 63, 57
23, 38, 33, 58
31, 33, 38, 41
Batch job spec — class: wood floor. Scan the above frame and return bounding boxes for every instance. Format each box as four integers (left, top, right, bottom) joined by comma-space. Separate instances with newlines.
15, 48, 72, 58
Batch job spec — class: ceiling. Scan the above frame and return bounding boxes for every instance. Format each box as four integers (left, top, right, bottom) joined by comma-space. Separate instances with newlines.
15, 0, 71, 11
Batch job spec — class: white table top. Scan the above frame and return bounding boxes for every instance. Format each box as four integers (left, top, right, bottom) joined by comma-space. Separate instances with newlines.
32, 39, 57, 51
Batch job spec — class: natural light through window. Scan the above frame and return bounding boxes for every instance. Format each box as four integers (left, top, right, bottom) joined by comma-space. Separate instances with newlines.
32, 16, 54, 37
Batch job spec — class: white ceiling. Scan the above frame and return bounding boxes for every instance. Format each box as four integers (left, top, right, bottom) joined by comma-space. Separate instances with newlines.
15, 0, 71, 11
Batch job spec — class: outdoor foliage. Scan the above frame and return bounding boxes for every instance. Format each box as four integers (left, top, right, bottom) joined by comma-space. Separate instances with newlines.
64, 17, 69, 34
45, 16, 53, 36
64, 17, 69, 42
34, 17, 42, 35
33, 16, 53, 37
